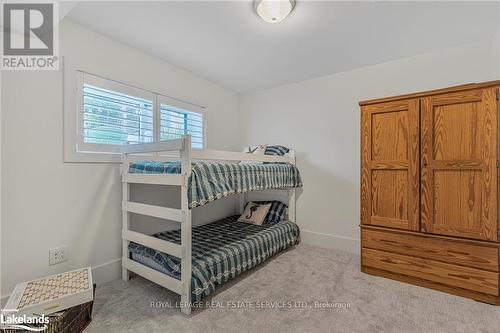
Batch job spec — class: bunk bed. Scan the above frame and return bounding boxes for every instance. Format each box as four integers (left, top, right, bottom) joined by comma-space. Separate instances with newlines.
121, 135, 302, 314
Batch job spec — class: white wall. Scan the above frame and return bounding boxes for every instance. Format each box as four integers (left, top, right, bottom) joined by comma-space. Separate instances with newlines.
497, 12, 500, 77
240, 38, 500, 254
0, 19, 241, 300
496, 32, 500, 77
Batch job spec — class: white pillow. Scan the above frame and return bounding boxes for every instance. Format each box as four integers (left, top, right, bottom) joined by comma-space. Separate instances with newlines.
242, 145, 266, 154
237, 202, 272, 225
240, 145, 267, 164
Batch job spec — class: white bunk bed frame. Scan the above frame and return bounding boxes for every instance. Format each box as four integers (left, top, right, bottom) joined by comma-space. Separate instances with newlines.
121, 135, 296, 315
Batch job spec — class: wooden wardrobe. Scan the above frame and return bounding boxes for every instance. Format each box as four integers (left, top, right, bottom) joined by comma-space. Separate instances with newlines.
360, 81, 500, 305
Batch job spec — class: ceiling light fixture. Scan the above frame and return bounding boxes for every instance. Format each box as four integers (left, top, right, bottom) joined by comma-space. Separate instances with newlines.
254, 0, 295, 24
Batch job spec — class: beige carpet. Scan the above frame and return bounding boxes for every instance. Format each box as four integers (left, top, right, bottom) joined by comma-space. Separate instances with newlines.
87, 244, 500, 333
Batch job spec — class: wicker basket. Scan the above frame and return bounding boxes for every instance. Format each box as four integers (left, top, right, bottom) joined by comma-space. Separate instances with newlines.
1, 284, 95, 333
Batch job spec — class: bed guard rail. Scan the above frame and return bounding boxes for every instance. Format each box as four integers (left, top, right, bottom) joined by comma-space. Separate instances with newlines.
120, 135, 294, 163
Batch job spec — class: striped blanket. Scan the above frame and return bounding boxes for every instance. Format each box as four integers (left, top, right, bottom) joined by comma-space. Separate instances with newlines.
129, 161, 302, 208
128, 215, 300, 302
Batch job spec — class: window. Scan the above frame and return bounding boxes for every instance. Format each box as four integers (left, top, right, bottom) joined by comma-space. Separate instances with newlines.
83, 85, 154, 145
160, 103, 204, 149
66, 71, 205, 162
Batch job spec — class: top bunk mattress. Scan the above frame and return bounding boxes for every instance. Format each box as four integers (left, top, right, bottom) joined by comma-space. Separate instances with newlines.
129, 161, 302, 208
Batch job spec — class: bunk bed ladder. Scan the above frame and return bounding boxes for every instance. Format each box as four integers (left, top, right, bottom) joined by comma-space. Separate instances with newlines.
120, 135, 193, 315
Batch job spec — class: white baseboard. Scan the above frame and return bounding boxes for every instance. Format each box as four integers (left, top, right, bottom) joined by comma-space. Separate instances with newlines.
1, 259, 122, 307
91, 258, 122, 285
300, 229, 360, 254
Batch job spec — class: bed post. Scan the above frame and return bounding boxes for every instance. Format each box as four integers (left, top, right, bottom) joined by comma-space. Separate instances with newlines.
237, 194, 246, 214
236, 147, 247, 214
288, 149, 296, 223
122, 153, 130, 281
180, 135, 192, 315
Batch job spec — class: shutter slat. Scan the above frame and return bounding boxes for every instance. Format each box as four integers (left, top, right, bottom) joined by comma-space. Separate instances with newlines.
84, 86, 153, 106
84, 112, 153, 126
162, 112, 202, 122
84, 96, 153, 113
84, 102, 154, 120
161, 117, 203, 128
160, 121, 203, 130
84, 120, 153, 132
84, 127, 153, 138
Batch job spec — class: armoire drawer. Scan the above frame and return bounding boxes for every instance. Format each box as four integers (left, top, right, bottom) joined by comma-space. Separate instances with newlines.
362, 228, 499, 272
362, 248, 499, 296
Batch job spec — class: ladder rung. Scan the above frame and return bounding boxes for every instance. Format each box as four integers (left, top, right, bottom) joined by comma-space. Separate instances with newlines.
123, 201, 183, 222
123, 229, 183, 258
123, 174, 183, 186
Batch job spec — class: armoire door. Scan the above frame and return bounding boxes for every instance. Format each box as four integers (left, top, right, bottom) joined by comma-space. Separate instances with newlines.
421, 88, 498, 241
361, 99, 420, 231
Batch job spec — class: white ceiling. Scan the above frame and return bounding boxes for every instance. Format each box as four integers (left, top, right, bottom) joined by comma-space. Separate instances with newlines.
67, 1, 500, 92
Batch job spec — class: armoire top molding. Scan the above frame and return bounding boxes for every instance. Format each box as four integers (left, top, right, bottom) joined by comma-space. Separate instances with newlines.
359, 80, 500, 106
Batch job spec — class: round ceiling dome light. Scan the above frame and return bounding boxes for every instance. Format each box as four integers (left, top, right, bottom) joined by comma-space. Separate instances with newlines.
254, 0, 295, 23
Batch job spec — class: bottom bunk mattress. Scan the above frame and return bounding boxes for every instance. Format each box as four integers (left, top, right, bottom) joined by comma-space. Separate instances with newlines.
128, 215, 300, 302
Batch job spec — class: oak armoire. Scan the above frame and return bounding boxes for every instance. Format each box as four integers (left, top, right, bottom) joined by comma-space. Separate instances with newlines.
360, 81, 500, 305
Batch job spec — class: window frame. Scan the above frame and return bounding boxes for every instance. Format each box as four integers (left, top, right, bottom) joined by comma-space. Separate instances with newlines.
64, 71, 206, 163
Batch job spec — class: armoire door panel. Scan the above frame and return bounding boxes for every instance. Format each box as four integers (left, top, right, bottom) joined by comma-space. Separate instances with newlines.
433, 170, 482, 238
433, 101, 481, 161
371, 110, 409, 161
421, 88, 498, 241
361, 99, 420, 231
371, 170, 408, 220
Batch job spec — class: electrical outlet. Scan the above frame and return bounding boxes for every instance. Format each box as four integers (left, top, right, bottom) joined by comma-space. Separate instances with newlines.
49, 246, 69, 266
